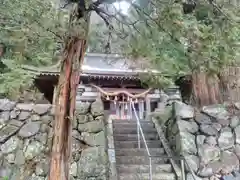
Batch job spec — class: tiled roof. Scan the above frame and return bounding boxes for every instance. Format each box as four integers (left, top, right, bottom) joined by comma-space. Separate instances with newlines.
22, 53, 160, 79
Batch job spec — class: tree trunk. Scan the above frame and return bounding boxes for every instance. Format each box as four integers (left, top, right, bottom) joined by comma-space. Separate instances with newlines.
48, 0, 92, 177
190, 72, 223, 107
48, 37, 86, 180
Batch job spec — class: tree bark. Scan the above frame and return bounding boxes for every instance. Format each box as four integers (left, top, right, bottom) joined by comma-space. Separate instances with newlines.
48, 37, 86, 180
190, 72, 223, 107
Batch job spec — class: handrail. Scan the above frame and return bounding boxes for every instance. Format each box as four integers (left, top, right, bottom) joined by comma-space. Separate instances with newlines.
142, 150, 197, 180
183, 157, 198, 180
130, 101, 197, 180
147, 155, 197, 180
131, 101, 153, 180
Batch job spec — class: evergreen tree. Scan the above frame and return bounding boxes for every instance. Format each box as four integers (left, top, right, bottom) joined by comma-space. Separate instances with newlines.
125, 0, 240, 85
1, 0, 240, 178
0, 0, 66, 97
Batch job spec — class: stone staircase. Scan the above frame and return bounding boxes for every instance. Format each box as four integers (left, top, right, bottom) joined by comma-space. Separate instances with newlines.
113, 119, 177, 180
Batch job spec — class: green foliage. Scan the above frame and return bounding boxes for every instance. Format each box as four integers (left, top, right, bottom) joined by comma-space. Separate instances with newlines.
1, 0, 240, 95
0, 0, 66, 97
88, 16, 130, 53
124, 1, 240, 86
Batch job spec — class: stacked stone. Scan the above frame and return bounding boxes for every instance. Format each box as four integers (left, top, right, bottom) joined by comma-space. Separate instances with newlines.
72, 98, 108, 180
0, 99, 53, 180
167, 101, 240, 180
0, 98, 109, 180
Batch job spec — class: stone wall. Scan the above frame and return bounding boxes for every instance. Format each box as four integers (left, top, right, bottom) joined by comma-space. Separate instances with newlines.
0, 98, 109, 180
165, 101, 240, 180
0, 87, 50, 104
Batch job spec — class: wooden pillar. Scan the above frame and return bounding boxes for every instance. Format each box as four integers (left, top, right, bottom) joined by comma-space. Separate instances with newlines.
146, 95, 151, 120
116, 102, 120, 119
121, 103, 124, 119
129, 101, 132, 119
52, 85, 57, 105
139, 101, 144, 120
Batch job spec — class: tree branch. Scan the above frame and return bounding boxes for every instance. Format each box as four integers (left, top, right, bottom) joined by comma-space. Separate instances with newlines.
206, 0, 234, 22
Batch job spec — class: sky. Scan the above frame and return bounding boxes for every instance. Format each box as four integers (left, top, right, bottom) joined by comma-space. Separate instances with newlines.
113, 1, 131, 15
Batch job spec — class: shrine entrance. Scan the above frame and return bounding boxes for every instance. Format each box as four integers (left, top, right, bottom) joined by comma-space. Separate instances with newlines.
109, 100, 146, 120
89, 84, 154, 121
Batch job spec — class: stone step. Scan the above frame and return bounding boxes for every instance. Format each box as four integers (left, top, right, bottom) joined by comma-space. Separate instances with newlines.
113, 119, 153, 124
117, 164, 172, 173
115, 148, 165, 156
116, 156, 168, 164
113, 122, 155, 129
113, 127, 157, 134
118, 173, 176, 180
114, 133, 159, 141
114, 140, 161, 149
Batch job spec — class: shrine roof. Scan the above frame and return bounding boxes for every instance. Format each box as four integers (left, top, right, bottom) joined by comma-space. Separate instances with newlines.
22, 53, 160, 79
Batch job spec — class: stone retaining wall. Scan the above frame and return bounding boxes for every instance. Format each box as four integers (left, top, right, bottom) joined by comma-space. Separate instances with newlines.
0, 98, 109, 180
165, 101, 240, 180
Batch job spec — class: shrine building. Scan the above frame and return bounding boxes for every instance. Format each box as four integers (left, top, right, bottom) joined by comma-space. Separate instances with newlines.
23, 53, 179, 120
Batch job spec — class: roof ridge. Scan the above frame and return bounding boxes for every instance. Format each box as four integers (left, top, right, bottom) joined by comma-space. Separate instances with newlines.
21, 60, 61, 73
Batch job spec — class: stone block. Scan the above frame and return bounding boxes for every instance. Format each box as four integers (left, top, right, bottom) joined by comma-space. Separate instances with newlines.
198, 167, 214, 177
202, 105, 229, 118
91, 98, 104, 117
205, 136, 217, 146
185, 154, 200, 172
24, 141, 44, 160
8, 119, 24, 127
82, 131, 106, 147
15, 149, 25, 165
35, 159, 49, 176
16, 103, 34, 111
218, 127, 234, 150
18, 111, 31, 121
33, 104, 51, 115
196, 135, 206, 147
234, 125, 240, 144
198, 144, 220, 164
78, 119, 104, 133
10, 109, 20, 119
77, 114, 93, 124
0, 99, 16, 111
31, 114, 41, 121
72, 130, 81, 141
0, 111, 10, 123
195, 112, 212, 125
230, 116, 240, 128
152, 106, 172, 125
234, 144, 240, 159
35, 133, 48, 145
200, 124, 218, 136
41, 115, 53, 124
70, 162, 77, 177
1, 136, 20, 154
177, 119, 199, 134
5, 153, 15, 163
77, 147, 108, 179
174, 101, 194, 119
76, 102, 90, 115
186, 173, 206, 180
221, 151, 239, 174
0, 124, 20, 143
176, 131, 197, 155
18, 121, 40, 138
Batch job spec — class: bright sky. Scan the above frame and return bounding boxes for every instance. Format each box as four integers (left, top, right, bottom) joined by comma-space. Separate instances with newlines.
113, 1, 131, 15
